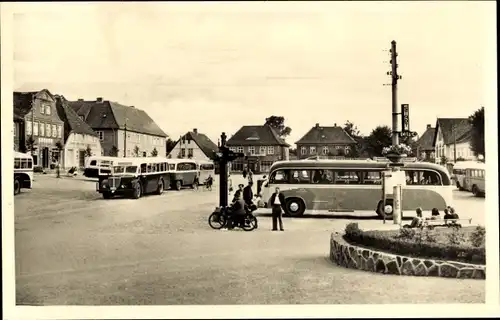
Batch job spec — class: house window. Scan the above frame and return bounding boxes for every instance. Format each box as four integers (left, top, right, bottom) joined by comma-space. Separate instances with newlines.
142, 151, 147, 157
181, 149, 186, 157
248, 146, 255, 155
40, 105, 45, 114
26, 121, 32, 135
96, 131, 103, 141
46, 123, 52, 137
335, 145, 341, 149
237, 146, 244, 153
309, 146, 316, 154
267, 146, 275, 155
39, 122, 45, 136
33, 122, 39, 136
229, 147, 236, 152
322, 146, 329, 155
45, 105, 51, 115
57, 125, 62, 138
259, 146, 267, 155
52, 124, 57, 138
188, 148, 193, 157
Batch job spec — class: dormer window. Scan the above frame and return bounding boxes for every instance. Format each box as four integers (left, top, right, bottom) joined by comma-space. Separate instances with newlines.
45, 105, 51, 115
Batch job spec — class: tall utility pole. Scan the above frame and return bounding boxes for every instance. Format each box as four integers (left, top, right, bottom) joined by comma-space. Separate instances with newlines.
219, 132, 229, 208
389, 40, 402, 146
452, 124, 457, 162
123, 121, 127, 158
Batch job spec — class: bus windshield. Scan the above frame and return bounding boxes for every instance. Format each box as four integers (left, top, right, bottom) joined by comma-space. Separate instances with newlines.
113, 166, 138, 174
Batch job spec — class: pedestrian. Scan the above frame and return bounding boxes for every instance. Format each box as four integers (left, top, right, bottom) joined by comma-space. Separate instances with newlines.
403, 207, 424, 228
430, 208, 440, 220
242, 166, 248, 179
269, 187, 285, 231
248, 169, 254, 184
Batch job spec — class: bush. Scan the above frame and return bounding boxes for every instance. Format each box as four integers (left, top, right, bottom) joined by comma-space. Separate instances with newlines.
33, 166, 44, 173
345, 222, 362, 238
343, 228, 485, 264
446, 227, 466, 246
397, 228, 416, 240
469, 226, 486, 247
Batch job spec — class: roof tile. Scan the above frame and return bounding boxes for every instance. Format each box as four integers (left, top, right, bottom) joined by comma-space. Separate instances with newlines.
226, 125, 290, 147
295, 125, 357, 144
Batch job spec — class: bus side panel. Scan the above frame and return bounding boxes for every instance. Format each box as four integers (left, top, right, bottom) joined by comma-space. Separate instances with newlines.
402, 187, 449, 210
15, 172, 32, 189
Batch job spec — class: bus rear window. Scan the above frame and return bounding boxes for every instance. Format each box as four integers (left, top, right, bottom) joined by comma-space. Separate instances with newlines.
90, 160, 97, 166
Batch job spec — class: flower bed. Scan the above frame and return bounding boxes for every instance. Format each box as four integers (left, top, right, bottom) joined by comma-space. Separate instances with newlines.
343, 223, 485, 265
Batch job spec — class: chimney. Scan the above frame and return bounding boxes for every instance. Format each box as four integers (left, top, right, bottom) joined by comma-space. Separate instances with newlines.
315, 123, 320, 128
193, 128, 198, 134
334, 123, 337, 127
96, 97, 103, 103
78, 98, 84, 101
130, 106, 135, 108
427, 124, 431, 129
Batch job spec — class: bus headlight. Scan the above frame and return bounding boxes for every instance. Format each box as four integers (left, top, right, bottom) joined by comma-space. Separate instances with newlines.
384, 205, 393, 214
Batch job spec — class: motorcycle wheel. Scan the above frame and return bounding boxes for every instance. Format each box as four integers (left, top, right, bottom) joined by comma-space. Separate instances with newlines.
208, 212, 227, 230
242, 215, 258, 231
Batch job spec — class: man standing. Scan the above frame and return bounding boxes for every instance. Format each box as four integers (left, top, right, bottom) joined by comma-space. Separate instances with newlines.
243, 182, 254, 205
269, 187, 285, 231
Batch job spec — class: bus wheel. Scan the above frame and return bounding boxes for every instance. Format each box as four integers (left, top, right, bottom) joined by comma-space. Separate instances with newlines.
472, 185, 479, 197
174, 180, 182, 191
14, 178, 21, 195
377, 201, 393, 220
285, 198, 305, 217
132, 182, 142, 199
156, 179, 164, 195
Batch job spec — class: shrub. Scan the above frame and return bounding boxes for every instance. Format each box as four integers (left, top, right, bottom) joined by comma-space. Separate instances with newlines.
396, 227, 416, 240
469, 226, 486, 247
446, 227, 466, 246
344, 229, 485, 264
344, 222, 362, 238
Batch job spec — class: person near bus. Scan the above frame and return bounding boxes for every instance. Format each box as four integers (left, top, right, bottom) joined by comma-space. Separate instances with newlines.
403, 208, 424, 229
232, 184, 244, 203
269, 187, 285, 231
256, 175, 267, 196
444, 208, 454, 220
242, 167, 248, 179
228, 190, 246, 229
243, 181, 257, 211
206, 174, 214, 191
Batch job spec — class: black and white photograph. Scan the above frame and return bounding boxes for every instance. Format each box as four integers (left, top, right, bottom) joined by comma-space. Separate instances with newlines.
1, 1, 498, 319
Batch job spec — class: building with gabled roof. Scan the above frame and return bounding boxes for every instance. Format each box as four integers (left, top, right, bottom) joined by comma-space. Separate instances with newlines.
68, 97, 167, 157
432, 118, 476, 163
415, 124, 436, 161
226, 124, 290, 173
295, 123, 358, 159
167, 128, 219, 161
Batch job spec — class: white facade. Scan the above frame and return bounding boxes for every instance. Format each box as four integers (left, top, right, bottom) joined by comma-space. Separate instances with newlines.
63, 133, 102, 169
168, 140, 211, 161
434, 126, 476, 163
114, 130, 166, 157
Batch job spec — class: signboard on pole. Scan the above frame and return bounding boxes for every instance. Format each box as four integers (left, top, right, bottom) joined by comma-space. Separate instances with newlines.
401, 104, 410, 132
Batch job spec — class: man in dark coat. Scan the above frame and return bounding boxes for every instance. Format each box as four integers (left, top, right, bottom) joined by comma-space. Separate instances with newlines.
243, 181, 258, 212
268, 187, 285, 231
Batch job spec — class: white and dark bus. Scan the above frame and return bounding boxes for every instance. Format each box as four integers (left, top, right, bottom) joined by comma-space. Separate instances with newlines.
14, 151, 34, 195
197, 160, 216, 185
167, 159, 200, 190
96, 157, 171, 199
84, 156, 118, 178
260, 159, 453, 218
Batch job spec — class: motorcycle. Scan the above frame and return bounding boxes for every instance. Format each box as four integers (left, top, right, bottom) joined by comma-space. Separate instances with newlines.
208, 205, 258, 231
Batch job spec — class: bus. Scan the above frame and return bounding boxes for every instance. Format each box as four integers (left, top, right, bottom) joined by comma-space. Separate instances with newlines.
197, 160, 216, 185
260, 159, 453, 219
452, 161, 484, 191
84, 156, 119, 178
14, 151, 34, 195
463, 162, 486, 197
96, 157, 171, 199
167, 159, 200, 190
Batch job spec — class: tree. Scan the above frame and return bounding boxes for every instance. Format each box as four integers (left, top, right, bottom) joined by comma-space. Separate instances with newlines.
343, 120, 363, 158
55, 140, 64, 178
25, 135, 35, 155
133, 145, 140, 157
469, 106, 485, 158
110, 145, 119, 156
440, 155, 448, 165
151, 147, 158, 157
85, 145, 92, 157
364, 126, 392, 157
265, 115, 292, 138
166, 138, 176, 154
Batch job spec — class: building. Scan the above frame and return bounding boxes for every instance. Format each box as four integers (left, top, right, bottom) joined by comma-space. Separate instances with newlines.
226, 124, 290, 173
415, 124, 436, 162
295, 123, 357, 159
432, 118, 476, 164
167, 128, 218, 161
14, 89, 65, 168
54, 96, 102, 169
69, 97, 168, 157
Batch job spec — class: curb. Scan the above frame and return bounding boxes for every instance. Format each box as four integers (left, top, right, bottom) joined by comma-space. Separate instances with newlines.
329, 233, 485, 279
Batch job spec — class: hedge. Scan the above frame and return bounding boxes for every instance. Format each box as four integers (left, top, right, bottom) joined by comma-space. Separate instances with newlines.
343, 227, 485, 265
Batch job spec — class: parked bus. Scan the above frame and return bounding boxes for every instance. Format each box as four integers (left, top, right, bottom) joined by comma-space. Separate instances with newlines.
260, 159, 453, 219
96, 157, 171, 199
167, 159, 199, 190
14, 151, 34, 195
84, 156, 119, 178
463, 162, 486, 197
197, 160, 216, 185
452, 161, 484, 191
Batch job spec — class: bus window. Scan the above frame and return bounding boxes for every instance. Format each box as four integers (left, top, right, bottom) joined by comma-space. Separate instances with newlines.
290, 170, 311, 184
415, 170, 442, 185
90, 160, 97, 166
310, 169, 332, 184
270, 170, 288, 183
362, 171, 382, 184
334, 170, 361, 184
169, 164, 176, 171
14, 159, 21, 169
140, 163, 147, 173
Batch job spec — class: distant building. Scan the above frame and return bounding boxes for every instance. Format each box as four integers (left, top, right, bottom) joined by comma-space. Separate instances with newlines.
54, 96, 102, 169
69, 97, 168, 157
14, 89, 65, 168
226, 124, 290, 173
415, 124, 436, 162
295, 123, 357, 159
432, 118, 476, 164
167, 128, 218, 161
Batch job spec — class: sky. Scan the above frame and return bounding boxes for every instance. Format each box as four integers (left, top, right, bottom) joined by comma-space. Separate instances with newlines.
11, 1, 496, 145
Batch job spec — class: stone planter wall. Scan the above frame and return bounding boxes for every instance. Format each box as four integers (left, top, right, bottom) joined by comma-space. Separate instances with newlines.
330, 233, 486, 279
